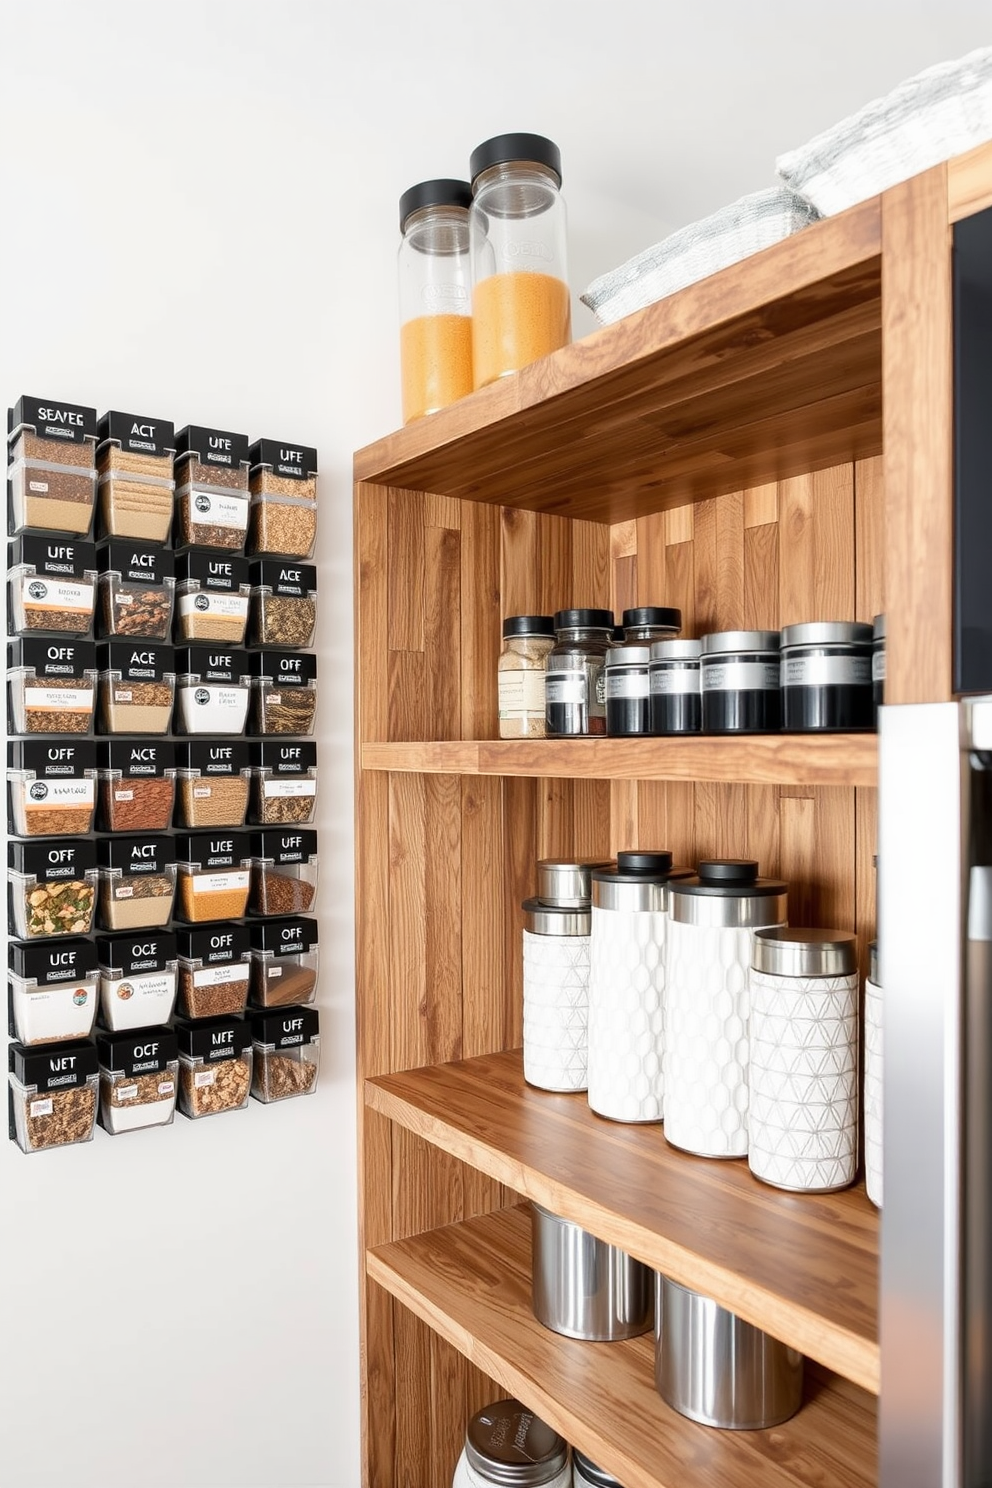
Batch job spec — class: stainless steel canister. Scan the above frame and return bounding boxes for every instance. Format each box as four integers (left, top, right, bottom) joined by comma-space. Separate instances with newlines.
654, 1275, 803, 1429
535, 858, 613, 909
531, 1204, 653, 1342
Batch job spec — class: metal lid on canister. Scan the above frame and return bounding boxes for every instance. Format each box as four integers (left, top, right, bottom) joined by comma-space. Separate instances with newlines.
780, 621, 873, 648
650, 639, 702, 662
591, 850, 691, 912
603, 644, 650, 668
522, 897, 590, 937
701, 630, 780, 654
621, 606, 681, 633
572, 1451, 625, 1488
535, 858, 613, 908
670, 859, 787, 928
464, 1399, 568, 1485
752, 927, 858, 979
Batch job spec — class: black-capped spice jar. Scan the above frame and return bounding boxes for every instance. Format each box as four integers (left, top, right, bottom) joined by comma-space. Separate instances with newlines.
700, 630, 781, 734
95, 410, 176, 545
621, 606, 681, 643
649, 639, 701, 735
7, 395, 98, 537
175, 740, 251, 829
780, 622, 874, 731
873, 614, 885, 724
248, 916, 318, 1007
248, 740, 317, 825
604, 644, 651, 736
250, 1005, 320, 1102
249, 650, 317, 736
175, 924, 252, 1018
173, 425, 250, 551
7, 738, 97, 836
8, 1038, 99, 1154
96, 1027, 179, 1135
7, 638, 98, 735
498, 615, 555, 739
545, 608, 614, 737
174, 551, 250, 645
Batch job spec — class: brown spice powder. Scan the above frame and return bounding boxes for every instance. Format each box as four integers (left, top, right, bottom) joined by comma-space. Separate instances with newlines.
254, 1051, 317, 1100
20, 1083, 96, 1150
247, 499, 316, 558
100, 776, 175, 832
23, 677, 94, 734
23, 804, 94, 835
177, 775, 248, 828
178, 966, 250, 1018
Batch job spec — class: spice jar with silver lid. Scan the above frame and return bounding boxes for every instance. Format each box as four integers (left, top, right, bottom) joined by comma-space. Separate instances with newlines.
865, 939, 883, 1208
498, 615, 555, 739
780, 621, 874, 731
700, 630, 781, 733
452, 1398, 570, 1488
8, 534, 97, 636
665, 860, 787, 1158
649, 639, 701, 735
872, 614, 886, 725
545, 609, 614, 737
620, 606, 681, 644
748, 928, 859, 1192
604, 645, 651, 737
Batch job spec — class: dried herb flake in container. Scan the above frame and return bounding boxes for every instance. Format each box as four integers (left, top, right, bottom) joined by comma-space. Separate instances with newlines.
248, 560, 317, 648
97, 540, 175, 640
8, 839, 98, 939
249, 650, 317, 735
250, 1005, 320, 1102
248, 739, 317, 825
175, 1015, 252, 1117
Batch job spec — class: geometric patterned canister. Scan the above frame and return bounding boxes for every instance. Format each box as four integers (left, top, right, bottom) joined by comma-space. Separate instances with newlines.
747, 928, 860, 1193
864, 941, 883, 1208
523, 923, 591, 1092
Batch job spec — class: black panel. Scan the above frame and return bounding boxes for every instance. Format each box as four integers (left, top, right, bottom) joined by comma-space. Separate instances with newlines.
954, 205, 992, 693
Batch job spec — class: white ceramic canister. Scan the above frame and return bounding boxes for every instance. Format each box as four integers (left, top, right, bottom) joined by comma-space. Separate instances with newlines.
523, 899, 593, 1092
587, 851, 690, 1123
452, 1399, 570, 1488
748, 928, 859, 1192
664, 861, 787, 1158
865, 940, 883, 1208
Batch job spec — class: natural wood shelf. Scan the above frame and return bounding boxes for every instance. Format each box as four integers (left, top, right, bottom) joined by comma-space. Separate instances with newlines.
366, 1050, 879, 1393
368, 1205, 877, 1488
361, 732, 879, 786
355, 200, 881, 523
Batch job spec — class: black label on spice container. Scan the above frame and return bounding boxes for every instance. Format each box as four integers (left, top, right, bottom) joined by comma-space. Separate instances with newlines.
10, 936, 99, 985
250, 559, 317, 597
8, 396, 98, 447
175, 426, 250, 471
249, 649, 317, 686
251, 1005, 319, 1048
8, 638, 97, 677
97, 931, 178, 977
96, 1027, 178, 1077
177, 924, 251, 967
97, 411, 176, 459
98, 641, 175, 683
176, 551, 249, 592
249, 740, 317, 775
97, 834, 177, 875
175, 646, 249, 685
177, 740, 250, 776
9, 1038, 99, 1090
251, 829, 317, 865
175, 1014, 252, 1061
98, 540, 174, 588
9, 838, 97, 881
249, 439, 317, 480
250, 915, 318, 957
9, 739, 97, 777
10, 535, 97, 579
98, 739, 175, 777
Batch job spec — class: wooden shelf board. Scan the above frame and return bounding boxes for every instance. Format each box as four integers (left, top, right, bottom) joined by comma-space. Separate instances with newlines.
368, 1205, 877, 1488
366, 1050, 879, 1393
355, 201, 882, 523
360, 733, 879, 787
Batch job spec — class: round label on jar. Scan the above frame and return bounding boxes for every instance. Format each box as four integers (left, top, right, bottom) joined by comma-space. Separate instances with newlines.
701, 660, 780, 692
783, 655, 871, 688
650, 665, 700, 696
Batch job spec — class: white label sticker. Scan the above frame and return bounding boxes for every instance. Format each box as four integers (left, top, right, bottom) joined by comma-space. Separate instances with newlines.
193, 1069, 216, 1088
28, 480, 50, 493
113, 689, 133, 702
872, 650, 886, 683
545, 670, 587, 705
701, 661, 780, 693
192, 961, 249, 988
177, 592, 249, 619
650, 666, 700, 696
113, 789, 134, 801
22, 778, 94, 807
114, 886, 134, 899
25, 687, 93, 712
783, 655, 872, 688
498, 668, 547, 718
191, 870, 250, 896
158, 1080, 175, 1097
267, 965, 284, 978
20, 577, 94, 615
29, 1098, 53, 1117
263, 778, 317, 799
116, 1083, 139, 1102
193, 787, 212, 798
606, 670, 650, 700
189, 490, 249, 531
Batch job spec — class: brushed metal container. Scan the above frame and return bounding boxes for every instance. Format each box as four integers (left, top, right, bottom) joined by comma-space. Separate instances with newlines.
655, 1275, 803, 1429
531, 1204, 653, 1342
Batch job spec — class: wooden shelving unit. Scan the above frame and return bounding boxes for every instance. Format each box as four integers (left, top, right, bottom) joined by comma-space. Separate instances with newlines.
355, 149, 984, 1487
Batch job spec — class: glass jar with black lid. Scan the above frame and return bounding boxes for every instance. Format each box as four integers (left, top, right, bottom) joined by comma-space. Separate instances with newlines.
545, 608, 614, 737
650, 640, 701, 735
604, 645, 651, 736
780, 622, 874, 731
700, 630, 781, 733
498, 615, 555, 739
620, 606, 681, 644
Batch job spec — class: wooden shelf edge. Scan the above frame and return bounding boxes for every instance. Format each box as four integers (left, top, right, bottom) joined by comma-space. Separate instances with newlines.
367, 1206, 877, 1488
360, 733, 879, 786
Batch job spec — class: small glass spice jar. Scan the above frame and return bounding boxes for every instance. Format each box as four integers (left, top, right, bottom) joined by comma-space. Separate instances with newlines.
620, 606, 681, 644
175, 740, 251, 829
248, 559, 317, 649
96, 834, 177, 932
649, 639, 701, 735
97, 1027, 179, 1135
398, 179, 474, 423
249, 650, 317, 735
250, 1005, 320, 1102
872, 614, 886, 725
175, 924, 252, 1019
249, 740, 317, 825
97, 540, 175, 640
248, 916, 318, 1007
95, 410, 176, 544
700, 630, 781, 734
96, 641, 176, 735
96, 931, 179, 1031
498, 615, 555, 739
7, 394, 98, 537
469, 134, 571, 389
174, 551, 250, 645
7, 638, 98, 735
604, 644, 652, 736
8, 1038, 99, 1154
97, 739, 176, 832
7, 738, 97, 836
545, 609, 614, 737
8, 938, 99, 1046
175, 1014, 252, 1118
173, 424, 250, 551
8, 839, 98, 940
248, 829, 319, 916
247, 439, 318, 559
8, 534, 97, 636
452, 1399, 570, 1488
780, 621, 874, 732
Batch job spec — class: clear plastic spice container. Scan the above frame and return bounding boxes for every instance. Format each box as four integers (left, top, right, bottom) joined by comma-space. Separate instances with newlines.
545, 609, 614, 737
97, 540, 175, 640
7, 394, 98, 536
97, 1027, 178, 1135
604, 644, 652, 737
8, 534, 97, 636
498, 615, 555, 739
248, 829, 318, 916
97, 738, 176, 832
175, 924, 252, 1019
173, 424, 250, 551
96, 931, 178, 1031
176, 739, 250, 828
175, 1014, 252, 1118
621, 606, 681, 644
97, 834, 177, 931
7, 738, 97, 836
469, 135, 571, 388
174, 551, 250, 644
175, 646, 250, 735
249, 650, 317, 735
97, 641, 176, 734
398, 180, 474, 422
8, 938, 99, 1046
247, 439, 318, 558
248, 559, 317, 648
7, 638, 97, 735
95, 410, 176, 543
250, 1005, 320, 1102
248, 916, 318, 1008
649, 640, 702, 736
8, 839, 98, 939
249, 740, 317, 825
174, 831, 251, 923
8, 1039, 99, 1154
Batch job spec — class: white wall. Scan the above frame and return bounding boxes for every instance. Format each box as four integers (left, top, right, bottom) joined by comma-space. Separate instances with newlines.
0, 3, 989, 1485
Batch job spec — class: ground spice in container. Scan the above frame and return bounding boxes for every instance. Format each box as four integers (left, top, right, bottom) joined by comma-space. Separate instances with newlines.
7, 395, 98, 535
8, 840, 98, 939
248, 560, 317, 648
250, 1006, 320, 1102
249, 650, 317, 735
248, 739, 317, 825
174, 551, 250, 643
175, 1015, 252, 1117
249, 439, 318, 500
401, 316, 473, 422
8, 1039, 99, 1153
7, 739, 97, 836
174, 424, 250, 551
96, 931, 178, 1031
96, 411, 176, 543
96, 1028, 178, 1134
97, 541, 175, 640
175, 925, 252, 1018
248, 916, 318, 1007
246, 494, 317, 559
97, 738, 176, 831
8, 638, 97, 734
8, 535, 97, 636
471, 272, 571, 389
8, 939, 100, 1046
175, 739, 250, 828
174, 646, 250, 735
249, 829, 318, 916
97, 835, 177, 931
97, 641, 175, 733
175, 831, 251, 922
